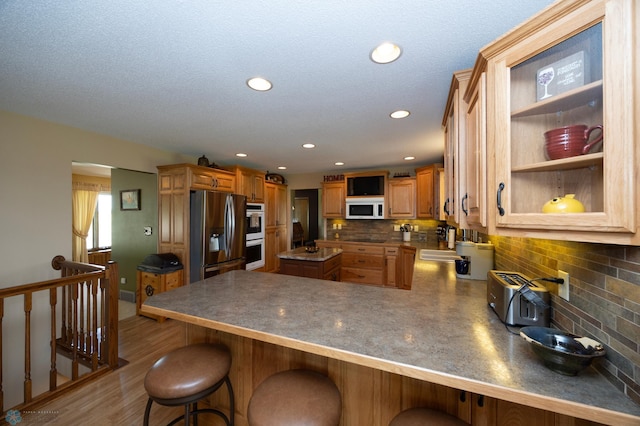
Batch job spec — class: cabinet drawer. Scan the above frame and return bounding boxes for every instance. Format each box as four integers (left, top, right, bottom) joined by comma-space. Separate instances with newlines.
342, 253, 383, 269
385, 247, 399, 255
341, 267, 384, 285
342, 245, 384, 255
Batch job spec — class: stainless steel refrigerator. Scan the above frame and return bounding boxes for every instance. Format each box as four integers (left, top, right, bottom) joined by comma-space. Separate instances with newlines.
189, 190, 247, 282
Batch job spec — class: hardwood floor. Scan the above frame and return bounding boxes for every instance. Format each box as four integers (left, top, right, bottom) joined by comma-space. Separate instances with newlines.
18, 315, 206, 425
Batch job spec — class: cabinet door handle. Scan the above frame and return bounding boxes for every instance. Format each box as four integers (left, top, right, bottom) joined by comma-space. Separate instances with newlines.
497, 182, 505, 216
477, 394, 485, 408
444, 198, 450, 216
145, 285, 155, 297
462, 193, 468, 216
459, 390, 466, 403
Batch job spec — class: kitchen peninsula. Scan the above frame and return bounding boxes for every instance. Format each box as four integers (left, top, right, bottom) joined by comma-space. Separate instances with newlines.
141, 267, 640, 425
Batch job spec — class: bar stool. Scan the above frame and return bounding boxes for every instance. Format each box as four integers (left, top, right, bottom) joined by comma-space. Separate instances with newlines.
390, 407, 468, 426
143, 343, 234, 426
248, 369, 341, 426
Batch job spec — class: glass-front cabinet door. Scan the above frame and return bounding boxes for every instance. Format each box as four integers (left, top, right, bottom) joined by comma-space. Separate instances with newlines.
490, 0, 636, 242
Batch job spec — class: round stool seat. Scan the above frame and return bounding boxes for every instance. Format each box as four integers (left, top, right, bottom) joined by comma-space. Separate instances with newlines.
144, 343, 231, 403
248, 369, 341, 426
390, 407, 468, 426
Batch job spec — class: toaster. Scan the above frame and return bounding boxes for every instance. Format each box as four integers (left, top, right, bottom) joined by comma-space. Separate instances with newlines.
487, 270, 550, 327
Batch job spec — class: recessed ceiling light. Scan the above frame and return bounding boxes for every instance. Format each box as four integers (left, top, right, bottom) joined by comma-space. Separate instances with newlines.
277, 166, 287, 170
404, 156, 415, 161
246, 77, 272, 91
302, 143, 315, 149
390, 110, 410, 119
335, 162, 344, 166
371, 42, 402, 64
236, 153, 248, 157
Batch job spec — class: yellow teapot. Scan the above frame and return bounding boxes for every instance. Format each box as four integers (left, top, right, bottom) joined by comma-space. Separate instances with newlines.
542, 194, 585, 213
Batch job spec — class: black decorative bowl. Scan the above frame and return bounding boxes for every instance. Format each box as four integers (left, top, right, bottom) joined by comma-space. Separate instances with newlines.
520, 326, 606, 376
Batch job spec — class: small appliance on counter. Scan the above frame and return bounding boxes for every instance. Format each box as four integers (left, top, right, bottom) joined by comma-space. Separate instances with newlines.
455, 241, 494, 280
487, 271, 550, 327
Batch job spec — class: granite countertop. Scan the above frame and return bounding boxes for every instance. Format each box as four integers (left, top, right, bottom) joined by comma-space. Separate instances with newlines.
141, 264, 640, 425
277, 246, 342, 261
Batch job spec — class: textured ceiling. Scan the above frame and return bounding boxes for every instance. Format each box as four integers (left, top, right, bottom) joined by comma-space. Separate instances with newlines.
0, 0, 554, 175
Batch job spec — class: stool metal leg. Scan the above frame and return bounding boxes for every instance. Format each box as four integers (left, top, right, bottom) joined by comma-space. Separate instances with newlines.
143, 398, 153, 426
225, 376, 235, 425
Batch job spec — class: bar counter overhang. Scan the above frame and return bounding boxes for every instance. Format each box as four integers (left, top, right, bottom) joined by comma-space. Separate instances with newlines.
141, 269, 640, 426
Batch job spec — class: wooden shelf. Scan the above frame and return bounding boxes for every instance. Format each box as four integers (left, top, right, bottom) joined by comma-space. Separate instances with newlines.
511, 152, 603, 172
511, 80, 602, 118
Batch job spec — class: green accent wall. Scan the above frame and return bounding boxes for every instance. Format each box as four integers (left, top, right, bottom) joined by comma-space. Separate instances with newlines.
111, 169, 158, 295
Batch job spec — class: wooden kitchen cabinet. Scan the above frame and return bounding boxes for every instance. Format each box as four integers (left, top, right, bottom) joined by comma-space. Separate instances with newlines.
136, 269, 184, 322
265, 181, 288, 272
264, 226, 288, 273
416, 164, 442, 219
443, 69, 472, 228
279, 253, 342, 281
315, 241, 415, 289
463, 69, 488, 230
341, 244, 385, 286
388, 177, 416, 219
190, 166, 235, 192
322, 181, 346, 218
265, 182, 287, 227
483, 0, 639, 244
157, 163, 236, 283
234, 165, 265, 203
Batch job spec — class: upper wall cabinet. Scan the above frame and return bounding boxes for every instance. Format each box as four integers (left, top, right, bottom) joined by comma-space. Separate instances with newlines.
234, 165, 265, 203
322, 181, 346, 218
464, 69, 488, 231
416, 164, 442, 219
443, 70, 472, 229
484, 0, 638, 244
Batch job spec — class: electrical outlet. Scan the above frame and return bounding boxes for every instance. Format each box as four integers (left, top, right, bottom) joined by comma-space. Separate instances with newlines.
558, 270, 570, 301
120, 277, 127, 285
413, 225, 419, 231
394, 225, 401, 231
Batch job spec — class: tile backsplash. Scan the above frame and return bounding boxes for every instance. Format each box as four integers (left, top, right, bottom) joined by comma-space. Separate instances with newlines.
325, 218, 442, 246
491, 235, 640, 405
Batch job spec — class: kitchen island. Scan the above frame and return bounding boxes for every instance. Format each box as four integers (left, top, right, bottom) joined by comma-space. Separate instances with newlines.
277, 246, 342, 281
141, 264, 640, 425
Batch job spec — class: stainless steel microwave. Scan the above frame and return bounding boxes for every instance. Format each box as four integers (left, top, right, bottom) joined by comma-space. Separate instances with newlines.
345, 197, 384, 219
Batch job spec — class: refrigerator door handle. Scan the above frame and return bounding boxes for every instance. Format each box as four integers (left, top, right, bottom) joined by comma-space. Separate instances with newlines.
224, 194, 235, 259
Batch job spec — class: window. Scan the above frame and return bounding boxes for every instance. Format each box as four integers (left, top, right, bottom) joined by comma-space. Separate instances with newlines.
87, 193, 112, 250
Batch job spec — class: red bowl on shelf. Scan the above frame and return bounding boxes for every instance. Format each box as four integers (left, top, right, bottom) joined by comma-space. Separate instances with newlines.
544, 124, 603, 160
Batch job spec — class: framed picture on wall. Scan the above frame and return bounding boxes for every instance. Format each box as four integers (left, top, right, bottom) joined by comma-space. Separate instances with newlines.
120, 189, 141, 211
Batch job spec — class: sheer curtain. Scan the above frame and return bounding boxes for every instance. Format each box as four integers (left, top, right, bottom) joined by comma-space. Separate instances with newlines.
72, 174, 110, 262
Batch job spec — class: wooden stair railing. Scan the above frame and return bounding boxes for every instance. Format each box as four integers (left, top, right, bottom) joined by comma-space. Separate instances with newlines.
0, 255, 119, 414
